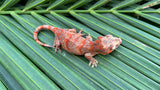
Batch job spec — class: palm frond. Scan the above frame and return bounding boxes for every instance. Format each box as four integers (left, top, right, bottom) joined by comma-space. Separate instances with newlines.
0, 0, 160, 89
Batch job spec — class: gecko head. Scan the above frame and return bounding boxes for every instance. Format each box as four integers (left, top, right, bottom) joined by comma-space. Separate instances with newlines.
97, 35, 122, 55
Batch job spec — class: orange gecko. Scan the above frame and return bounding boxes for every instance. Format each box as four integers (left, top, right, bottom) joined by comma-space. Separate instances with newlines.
34, 25, 122, 68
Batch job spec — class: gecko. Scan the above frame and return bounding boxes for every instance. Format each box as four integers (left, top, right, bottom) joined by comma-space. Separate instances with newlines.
33, 25, 122, 68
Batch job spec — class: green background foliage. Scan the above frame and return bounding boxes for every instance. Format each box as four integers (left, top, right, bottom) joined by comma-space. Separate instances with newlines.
0, 0, 160, 89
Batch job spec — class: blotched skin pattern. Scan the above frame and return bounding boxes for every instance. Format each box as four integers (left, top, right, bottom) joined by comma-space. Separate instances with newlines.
34, 25, 122, 68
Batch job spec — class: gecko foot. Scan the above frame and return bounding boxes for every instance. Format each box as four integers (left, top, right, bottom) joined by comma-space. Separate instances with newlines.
78, 29, 83, 34
78, 29, 85, 36
55, 46, 61, 53
89, 59, 98, 68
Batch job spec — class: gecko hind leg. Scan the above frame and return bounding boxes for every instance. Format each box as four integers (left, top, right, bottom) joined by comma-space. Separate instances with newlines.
84, 53, 98, 68
54, 37, 61, 52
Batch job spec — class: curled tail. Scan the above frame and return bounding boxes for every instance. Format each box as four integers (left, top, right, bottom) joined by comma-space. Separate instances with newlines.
33, 25, 58, 47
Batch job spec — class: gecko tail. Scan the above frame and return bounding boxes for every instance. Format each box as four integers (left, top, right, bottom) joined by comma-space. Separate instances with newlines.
33, 25, 57, 48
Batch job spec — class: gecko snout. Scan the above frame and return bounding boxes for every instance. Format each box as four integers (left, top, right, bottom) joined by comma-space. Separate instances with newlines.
111, 38, 122, 50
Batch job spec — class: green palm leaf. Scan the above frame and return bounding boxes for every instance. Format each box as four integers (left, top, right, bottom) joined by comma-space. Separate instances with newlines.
0, 0, 160, 89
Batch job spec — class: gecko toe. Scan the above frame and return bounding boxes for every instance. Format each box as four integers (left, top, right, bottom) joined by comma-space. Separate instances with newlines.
58, 48, 62, 52
89, 59, 98, 68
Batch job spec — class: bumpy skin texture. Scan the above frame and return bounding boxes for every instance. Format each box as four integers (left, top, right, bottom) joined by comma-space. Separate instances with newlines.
34, 25, 122, 68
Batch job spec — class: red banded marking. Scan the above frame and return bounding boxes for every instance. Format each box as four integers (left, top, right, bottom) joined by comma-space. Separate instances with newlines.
57, 32, 61, 36
98, 36, 103, 40
42, 43, 46, 46
52, 27, 58, 32
106, 50, 112, 54
59, 28, 63, 31
98, 45, 102, 50
64, 33, 72, 50
35, 38, 38, 42
96, 36, 103, 50
95, 39, 99, 43
34, 25, 58, 48
64, 39, 69, 50
72, 35, 81, 42
48, 25, 52, 30
72, 34, 83, 42
89, 46, 94, 51
95, 40, 102, 50
78, 39, 85, 54
33, 34, 37, 39
95, 40, 99, 48
104, 47, 107, 52
39, 25, 43, 29
34, 31, 38, 34
88, 41, 94, 51
67, 32, 72, 38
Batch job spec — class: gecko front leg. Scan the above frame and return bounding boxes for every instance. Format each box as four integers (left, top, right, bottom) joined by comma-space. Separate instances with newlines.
78, 29, 85, 36
84, 53, 98, 68
86, 34, 92, 41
